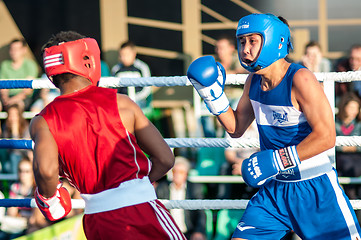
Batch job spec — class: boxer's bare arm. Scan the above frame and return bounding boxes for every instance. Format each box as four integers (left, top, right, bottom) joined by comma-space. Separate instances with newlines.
30, 115, 59, 198
117, 94, 174, 182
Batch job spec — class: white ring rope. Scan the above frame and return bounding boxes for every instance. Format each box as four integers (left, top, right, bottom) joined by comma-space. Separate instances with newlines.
8, 70, 360, 89
314, 71, 361, 82
27, 199, 250, 210
187, 175, 361, 184
5, 136, 361, 149
99, 71, 361, 87
165, 137, 260, 148
98, 76, 191, 87
165, 136, 361, 148
161, 200, 250, 210
23, 198, 361, 210
31, 80, 58, 89
161, 199, 361, 210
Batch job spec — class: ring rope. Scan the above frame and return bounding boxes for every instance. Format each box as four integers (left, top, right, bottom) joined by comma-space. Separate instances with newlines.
1, 198, 361, 210
313, 71, 361, 82
0, 138, 360, 184
1, 136, 360, 150
187, 175, 361, 184
0, 72, 360, 212
166, 136, 361, 148
0, 70, 360, 89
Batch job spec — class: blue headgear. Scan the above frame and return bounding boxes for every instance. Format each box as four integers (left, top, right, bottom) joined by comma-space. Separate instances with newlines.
236, 13, 293, 72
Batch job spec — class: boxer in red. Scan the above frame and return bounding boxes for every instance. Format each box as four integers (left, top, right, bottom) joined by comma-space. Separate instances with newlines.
30, 30, 186, 240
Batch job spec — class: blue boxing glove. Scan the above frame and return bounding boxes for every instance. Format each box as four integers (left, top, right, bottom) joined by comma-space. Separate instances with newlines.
241, 146, 301, 188
187, 55, 230, 115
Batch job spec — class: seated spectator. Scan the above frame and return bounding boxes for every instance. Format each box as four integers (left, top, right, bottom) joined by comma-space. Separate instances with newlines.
335, 92, 361, 223
156, 156, 207, 240
111, 41, 152, 112
297, 41, 331, 72
335, 44, 361, 103
2, 103, 29, 139
335, 92, 361, 196
30, 88, 59, 114
1, 103, 30, 174
214, 35, 247, 75
336, 44, 361, 72
0, 38, 39, 111
100, 53, 111, 77
30, 74, 60, 114
218, 121, 259, 200
201, 35, 248, 138
0, 156, 34, 239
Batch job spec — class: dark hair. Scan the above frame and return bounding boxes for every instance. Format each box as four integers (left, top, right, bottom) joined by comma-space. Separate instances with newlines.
41, 31, 86, 87
216, 34, 236, 47
5, 103, 28, 138
350, 44, 361, 53
277, 16, 289, 27
120, 40, 136, 50
304, 41, 322, 53
41, 31, 86, 54
18, 155, 31, 172
336, 92, 361, 121
10, 38, 27, 47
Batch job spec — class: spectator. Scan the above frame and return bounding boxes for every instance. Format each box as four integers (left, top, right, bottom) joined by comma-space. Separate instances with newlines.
29, 88, 59, 114
335, 93, 361, 197
297, 41, 331, 73
2, 103, 29, 139
335, 44, 361, 102
30, 74, 60, 114
201, 35, 248, 138
111, 41, 152, 111
214, 35, 247, 75
218, 121, 259, 200
0, 156, 34, 239
335, 92, 361, 223
0, 38, 39, 111
156, 156, 207, 240
216, 34, 247, 108
1, 104, 30, 174
100, 53, 111, 77
101, 60, 111, 77
336, 44, 361, 73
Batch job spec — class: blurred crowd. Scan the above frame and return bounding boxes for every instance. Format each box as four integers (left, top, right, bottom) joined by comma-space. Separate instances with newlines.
0, 36, 360, 239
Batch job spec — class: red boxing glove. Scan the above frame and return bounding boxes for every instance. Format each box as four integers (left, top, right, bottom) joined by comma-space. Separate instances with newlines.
35, 183, 72, 221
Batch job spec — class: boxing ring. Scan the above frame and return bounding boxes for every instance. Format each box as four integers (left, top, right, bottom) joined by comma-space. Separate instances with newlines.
1, 71, 361, 211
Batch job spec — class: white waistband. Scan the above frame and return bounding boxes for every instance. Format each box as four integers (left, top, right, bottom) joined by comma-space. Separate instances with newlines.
275, 152, 333, 182
81, 177, 157, 214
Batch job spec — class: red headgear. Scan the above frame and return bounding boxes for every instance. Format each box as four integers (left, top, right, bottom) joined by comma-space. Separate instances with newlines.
43, 38, 101, 86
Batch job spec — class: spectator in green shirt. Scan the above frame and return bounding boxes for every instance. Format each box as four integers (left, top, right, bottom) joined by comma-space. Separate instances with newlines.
0, 38, 39, 111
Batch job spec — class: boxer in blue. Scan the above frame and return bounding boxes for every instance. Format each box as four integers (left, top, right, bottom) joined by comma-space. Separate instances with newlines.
187, 13, 361, 240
